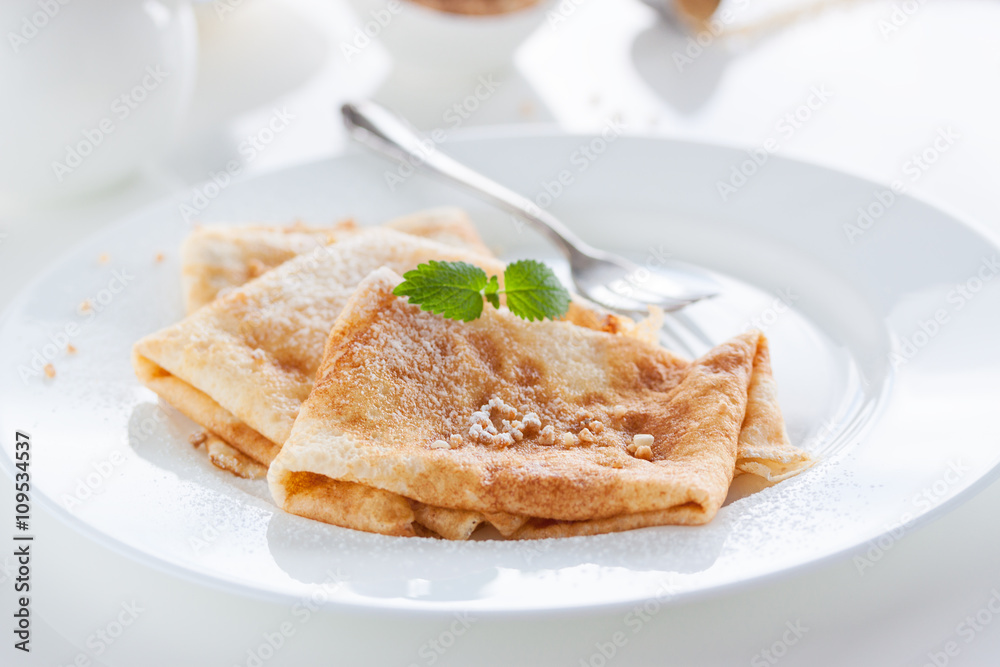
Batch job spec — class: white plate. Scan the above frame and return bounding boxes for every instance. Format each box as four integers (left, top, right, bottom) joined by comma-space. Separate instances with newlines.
3, 132, 1000, 613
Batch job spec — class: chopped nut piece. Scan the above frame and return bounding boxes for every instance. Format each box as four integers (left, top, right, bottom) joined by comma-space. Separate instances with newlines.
66, 344, 77, 354
626, 442, 638, 455
589, 420, 604, 434
634, 445, 653, 461
578, 427, 595, 442
485, 397, 517, 420
613, 405, 627, 420
188, 431, 208, 447
43, 363, 55, 379
469, 423, 489, 442
538, 425, 555, 445
449, 434, 463, 447
521, 412, 541, 433
430, 439, 450, 449
633, 433, 654, 447
562, 432, 577, 447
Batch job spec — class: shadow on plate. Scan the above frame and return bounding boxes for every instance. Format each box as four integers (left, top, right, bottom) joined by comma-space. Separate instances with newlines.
127, 400, 272, 506
264, 498, 733, 600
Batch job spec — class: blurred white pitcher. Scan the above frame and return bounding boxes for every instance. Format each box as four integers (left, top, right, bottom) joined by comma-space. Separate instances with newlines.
0, 0, 197, 202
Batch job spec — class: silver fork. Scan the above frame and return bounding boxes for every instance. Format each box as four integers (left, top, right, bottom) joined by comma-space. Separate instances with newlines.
340, 101, 717, 356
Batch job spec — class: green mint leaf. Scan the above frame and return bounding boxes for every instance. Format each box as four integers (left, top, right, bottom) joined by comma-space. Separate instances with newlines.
393, 260, 488, 322
502, 259, 571, 321
483, 275, 500, 309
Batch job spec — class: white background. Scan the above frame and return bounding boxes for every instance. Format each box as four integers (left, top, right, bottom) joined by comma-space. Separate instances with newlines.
2, 0, 1000, 664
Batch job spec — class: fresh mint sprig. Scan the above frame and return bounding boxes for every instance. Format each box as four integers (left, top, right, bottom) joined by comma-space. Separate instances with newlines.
393, 259, 570, 322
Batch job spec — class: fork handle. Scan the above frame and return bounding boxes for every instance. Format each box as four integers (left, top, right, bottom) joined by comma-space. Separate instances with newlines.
341, 101, 593, 260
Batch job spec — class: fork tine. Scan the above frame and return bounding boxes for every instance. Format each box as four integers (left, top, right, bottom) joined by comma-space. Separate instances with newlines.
576, 282, 714, 357
605, 278, 717, 301
657, 325, 698, 359
667, 310, 715, 350
659, 314, 712, 358
630, 291, 712, 312
616, 281, 717, 308
581, 283, 701, 313
601, 275, 716, 311
609, 260, 720, 301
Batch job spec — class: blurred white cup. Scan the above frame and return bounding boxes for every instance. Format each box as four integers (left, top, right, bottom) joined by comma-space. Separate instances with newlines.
344, 0, 556, 75
0, 0, 197, 202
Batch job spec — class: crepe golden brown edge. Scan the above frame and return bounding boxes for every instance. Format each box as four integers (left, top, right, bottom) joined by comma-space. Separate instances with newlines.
268, 267, 814, 540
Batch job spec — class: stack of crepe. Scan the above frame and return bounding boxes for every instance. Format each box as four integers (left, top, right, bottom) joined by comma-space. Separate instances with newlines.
133, 207, 813, 539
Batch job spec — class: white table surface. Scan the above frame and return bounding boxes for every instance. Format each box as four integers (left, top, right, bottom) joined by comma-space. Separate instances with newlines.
3, 0, 1000, 665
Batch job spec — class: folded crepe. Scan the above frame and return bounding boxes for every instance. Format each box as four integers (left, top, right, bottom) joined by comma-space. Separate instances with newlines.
135, 228, 505, 468
165, 209, 496, 477
136, 223, 639, 475
181, 207, 492, 313
267, 268, 814, 540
